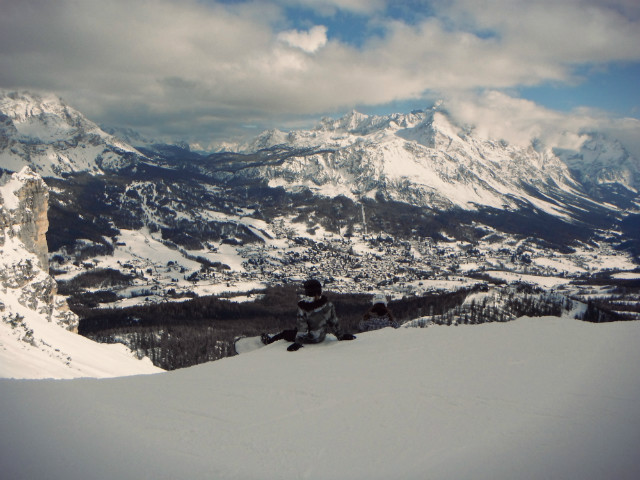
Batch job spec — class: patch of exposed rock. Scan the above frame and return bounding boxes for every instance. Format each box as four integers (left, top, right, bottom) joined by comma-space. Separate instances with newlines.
0, 167, 77, 330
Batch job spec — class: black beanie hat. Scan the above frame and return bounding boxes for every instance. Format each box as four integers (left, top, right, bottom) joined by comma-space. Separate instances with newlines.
303, 279, 322, 297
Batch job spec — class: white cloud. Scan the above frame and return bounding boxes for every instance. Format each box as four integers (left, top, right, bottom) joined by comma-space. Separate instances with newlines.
442, 0, 640, 65
275, 0, 386, 15
277, 26, 328, 53
445, 90, 640, 159
0, 0, 638, 145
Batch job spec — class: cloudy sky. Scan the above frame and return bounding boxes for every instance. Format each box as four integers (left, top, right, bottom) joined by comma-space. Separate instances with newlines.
1, 0, 639, 150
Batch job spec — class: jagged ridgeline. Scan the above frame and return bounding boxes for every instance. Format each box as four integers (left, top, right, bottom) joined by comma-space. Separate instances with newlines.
2, 91, 638, 261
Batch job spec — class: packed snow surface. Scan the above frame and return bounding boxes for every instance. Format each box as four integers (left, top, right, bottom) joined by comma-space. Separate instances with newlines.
2, 316, 639, 480
0, 293, 162, 379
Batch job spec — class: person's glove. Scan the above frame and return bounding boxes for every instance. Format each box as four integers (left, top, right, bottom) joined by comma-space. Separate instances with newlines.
287, 342, 303, 352
339, 334, 356, 341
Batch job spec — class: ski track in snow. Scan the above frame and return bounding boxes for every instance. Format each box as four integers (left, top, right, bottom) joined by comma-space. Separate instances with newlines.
1, 316, 639, 480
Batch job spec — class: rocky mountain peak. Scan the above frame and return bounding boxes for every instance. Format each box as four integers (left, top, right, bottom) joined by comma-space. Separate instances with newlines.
318, 110, 371, 133
0, 168, 62, 329
0, 166, 50, 270
315, 109, 433, 138
0, 91, 96, 142
0, 90, 145, 178
1, 91, 67, 121
555, 134, 639, 192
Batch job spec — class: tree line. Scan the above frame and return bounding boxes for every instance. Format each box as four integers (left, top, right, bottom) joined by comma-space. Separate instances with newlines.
78, 285, 474, 370
77, 281, 637, 371
408, 287, 572, 327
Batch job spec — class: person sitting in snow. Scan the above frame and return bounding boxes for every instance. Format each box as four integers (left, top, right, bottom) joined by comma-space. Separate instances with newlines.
261, 279, 356, 351
358, 293, 400, 332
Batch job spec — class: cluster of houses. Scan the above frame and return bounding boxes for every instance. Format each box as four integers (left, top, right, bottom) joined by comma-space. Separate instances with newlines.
65, 218, 631, 309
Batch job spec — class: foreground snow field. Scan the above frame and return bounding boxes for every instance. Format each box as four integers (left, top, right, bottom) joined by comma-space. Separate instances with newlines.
1, 316, 639, 480
0, 298, 163, 379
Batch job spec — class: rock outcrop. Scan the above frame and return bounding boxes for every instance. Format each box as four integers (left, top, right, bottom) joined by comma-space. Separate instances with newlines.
0, 167, 74, 328
1, 166, 50, 269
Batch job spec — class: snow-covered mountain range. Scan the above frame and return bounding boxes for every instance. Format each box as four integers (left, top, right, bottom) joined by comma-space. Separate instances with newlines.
1, 90, 637, 222
0, 92, 640, 218
0, 91, 146, 177
222, 107, 638, 218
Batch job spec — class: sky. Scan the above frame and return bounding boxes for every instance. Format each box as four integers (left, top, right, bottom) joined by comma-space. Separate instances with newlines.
1, 0, 639, 150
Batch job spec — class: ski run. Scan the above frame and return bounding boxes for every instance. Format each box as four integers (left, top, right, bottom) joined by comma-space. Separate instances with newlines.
2, 314, 639, 480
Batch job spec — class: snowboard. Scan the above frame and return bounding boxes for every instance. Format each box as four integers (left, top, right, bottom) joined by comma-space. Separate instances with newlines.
234, 335, 267, 355
234, 333, 349, 355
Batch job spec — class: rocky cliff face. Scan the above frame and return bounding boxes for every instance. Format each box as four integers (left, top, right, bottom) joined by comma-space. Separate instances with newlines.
0, 167, 75, 329
0, 167, 50, 269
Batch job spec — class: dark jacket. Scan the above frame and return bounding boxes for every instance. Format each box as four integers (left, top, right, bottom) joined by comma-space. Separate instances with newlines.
359, 304, 400, 332
295, 295, 344, 344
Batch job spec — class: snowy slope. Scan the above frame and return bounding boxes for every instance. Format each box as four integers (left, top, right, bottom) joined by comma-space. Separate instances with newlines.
0, 238, 162, 379
0, 91, 144, 177
1, 316, 639, 480
0, 299, 162, 379
556, 134, 639, 192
